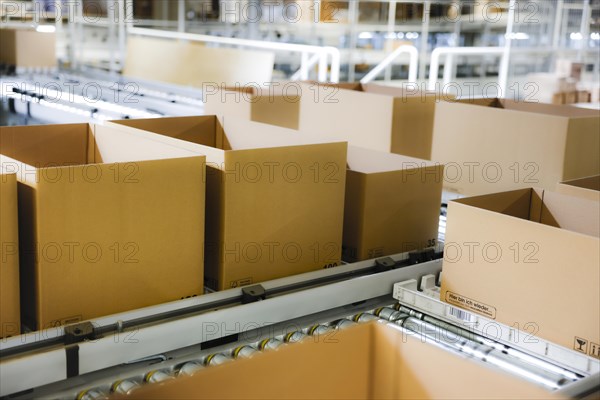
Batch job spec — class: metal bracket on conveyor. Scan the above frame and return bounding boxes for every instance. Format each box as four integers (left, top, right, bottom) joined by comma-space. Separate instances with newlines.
393, 277, 600, 377
64, 322, 101, 378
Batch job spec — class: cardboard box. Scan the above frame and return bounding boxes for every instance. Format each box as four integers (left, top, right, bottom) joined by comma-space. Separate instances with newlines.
343, 147, 443, 262
0, 28, 56, 68
0, 173, 20, 337
124, 323, 560, 400
432, 98, 600, 196
108, 116, 347, 291
556, 175, 600, 202
204, 86, 301, 130
577, 90, 592, 103
0, 123, 206, 330
565, 91, 578, 104
299, 83, 445, 160
440, 188, 600, 353
556, 59, 584, 81
204, 82, 444, 160
124, 36, 275, 87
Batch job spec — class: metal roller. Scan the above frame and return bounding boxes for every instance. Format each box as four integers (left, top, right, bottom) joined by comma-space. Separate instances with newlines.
177, 361, 204, 377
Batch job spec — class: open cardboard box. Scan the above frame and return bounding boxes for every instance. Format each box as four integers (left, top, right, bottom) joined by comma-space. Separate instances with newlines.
204, 85, 301, 130
556, 175, 600, 202
107, 116, 347, 291
0, 173, 20, 337
440, 188, 600, 353
204, 82, 444, 160
0, 123, 206, 330
0, 28, 56, 68
124, 36, 275, 87
122, 322, 560, 400
431, 98, 600, 196
344, 146, 443, 262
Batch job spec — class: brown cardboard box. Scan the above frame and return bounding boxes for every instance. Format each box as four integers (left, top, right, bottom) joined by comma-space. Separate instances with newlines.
556, 175, 600, 202
298, 82, 443, 160
565, 91, 578, 104
432, 98, 600, 196
552, 92, 566, 105
123, 323, 560, 400
124, 36, 275, 87
440, 188, 600, 353
108, 116, 347, 291
577, 90, 592, 103
344, 147, 443, 262
0, 28, 56, 68
0, 123, 206, 330
204, 82, 444, 160
0, 173, 20, 337
204, 86, 301, 130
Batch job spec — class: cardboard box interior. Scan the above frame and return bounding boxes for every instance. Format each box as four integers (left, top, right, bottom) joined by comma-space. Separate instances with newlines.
441, 187, 600, 351
123, 322, 558, 400
556, 175, 600, 202
298, 82, 440, 159
109, 116, 347, 290
343, 146, 443, 261
124, 36, 275, 87
0, 172, 20, 338
203, 86, 302, 130
431, 98, 600, 196
0, 123, 206, 329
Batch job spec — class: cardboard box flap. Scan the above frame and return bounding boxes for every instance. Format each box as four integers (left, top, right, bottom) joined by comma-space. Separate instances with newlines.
92, 124, 205, 163
0, 124, 89, 167
362, 83, 438, 99
454, 188, 533, 220
347, 146, 437, 174
458, 98, 599, 118
561, 175, 600, 191
221, 117, 346, 150
106, 119, 226, 166
536, 190, 600, 237
111, 116, 218, 147
455, 188, 600, 238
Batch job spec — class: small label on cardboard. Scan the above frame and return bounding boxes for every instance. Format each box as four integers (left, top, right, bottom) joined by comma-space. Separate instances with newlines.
445, 291, 496, 319
367, 247, 384, 259
230, 277, 253, 288
48, 315, 82, 328
574, 337, 600, 359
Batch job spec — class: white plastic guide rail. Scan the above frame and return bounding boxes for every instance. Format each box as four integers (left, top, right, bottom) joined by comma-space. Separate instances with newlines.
393, 277, 600, 377
360, 45, 419, 84
127, 27, 341, 83
427, 46, 505, 92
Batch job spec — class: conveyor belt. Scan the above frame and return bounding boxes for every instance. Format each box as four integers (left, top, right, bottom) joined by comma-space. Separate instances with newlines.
2, 251, 599, 399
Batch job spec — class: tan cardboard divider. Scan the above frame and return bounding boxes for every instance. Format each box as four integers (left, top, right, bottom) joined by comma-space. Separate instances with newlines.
0, 173, 20, 338
556, 175, 600, 202
431, 98, 600, 196
121, 323, 560, 400
123, 36, 275, 87
108, 116, 346, 290
343, 147, 444, 261
440, 188, 600, 352
0, 123, 205, 330
0, 28, 56, 68
204, 86, 301, 130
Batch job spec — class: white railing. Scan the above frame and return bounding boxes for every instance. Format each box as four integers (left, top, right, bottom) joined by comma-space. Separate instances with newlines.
427, 46, 506, 91
360, 45, 419, 84
127, 27, 341, 83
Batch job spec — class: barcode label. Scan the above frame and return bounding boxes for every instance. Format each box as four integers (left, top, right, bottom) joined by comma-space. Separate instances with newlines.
447, 306, 473, 322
